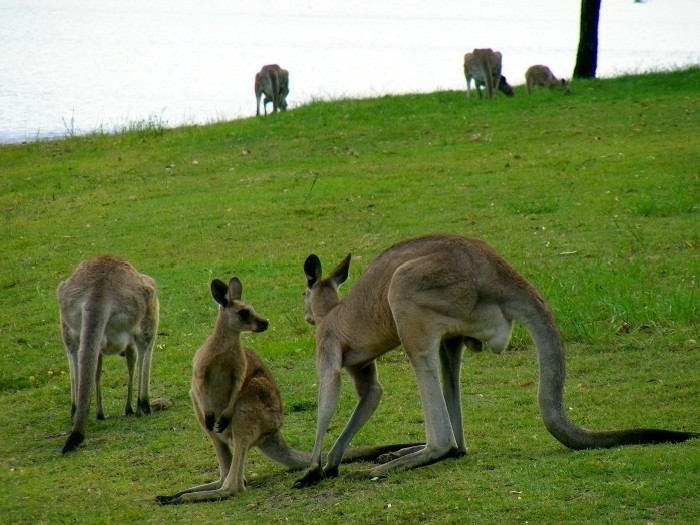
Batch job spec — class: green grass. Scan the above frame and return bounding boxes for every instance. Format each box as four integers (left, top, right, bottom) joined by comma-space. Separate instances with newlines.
1, 67, 698, 524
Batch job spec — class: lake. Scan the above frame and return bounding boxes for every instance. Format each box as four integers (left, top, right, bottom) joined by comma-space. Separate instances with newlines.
1, 0, 698, 144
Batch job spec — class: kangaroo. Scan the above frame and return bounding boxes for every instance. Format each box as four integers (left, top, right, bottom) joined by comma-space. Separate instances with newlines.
157, 277, 417, 505
57, 255, 159, 454
525, 65, 569, 94
255, 64, 289, 116
464, 48, 509, 100
293, 234, 698, 487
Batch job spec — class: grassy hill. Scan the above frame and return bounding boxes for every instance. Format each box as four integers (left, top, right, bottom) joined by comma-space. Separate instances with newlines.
1, 68, 698, 524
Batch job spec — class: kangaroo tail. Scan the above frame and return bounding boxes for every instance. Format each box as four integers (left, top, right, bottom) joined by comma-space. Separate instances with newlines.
270, 71, 280, 111
524, 299, 698, 450
341, 442, 425, 463
258, 432, 424, 470
63, 298, 109, 454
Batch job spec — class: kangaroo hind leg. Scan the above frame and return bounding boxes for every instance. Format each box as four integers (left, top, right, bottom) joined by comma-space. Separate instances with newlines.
439, 337, 467, 455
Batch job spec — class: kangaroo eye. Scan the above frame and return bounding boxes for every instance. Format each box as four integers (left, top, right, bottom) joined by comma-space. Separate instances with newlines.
238, 309, 251, 321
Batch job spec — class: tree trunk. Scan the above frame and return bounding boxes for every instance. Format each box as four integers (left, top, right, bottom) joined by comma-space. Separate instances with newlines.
574, 0, 602, 78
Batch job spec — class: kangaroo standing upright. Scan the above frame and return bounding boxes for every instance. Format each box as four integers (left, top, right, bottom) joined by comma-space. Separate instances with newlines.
293, 235, 698, 487
57, 255, 159, 454
157, 277, 414, 505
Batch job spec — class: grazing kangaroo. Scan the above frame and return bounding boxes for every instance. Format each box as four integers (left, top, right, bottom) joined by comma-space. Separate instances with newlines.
463, 48, 511, 100
57, 255, 159, 454
255, 64, 289, 116
293, 234, 698, 487
157, 277, 417, 505
525, 65, 569, 94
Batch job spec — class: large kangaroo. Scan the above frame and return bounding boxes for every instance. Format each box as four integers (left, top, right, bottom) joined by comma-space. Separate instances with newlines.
157, 277, 417, 504
464, 48, 510, 100
255, 64, 289, 116
57, 255, 159, 454
293, 235, 697, 487
525, 65, 569, 94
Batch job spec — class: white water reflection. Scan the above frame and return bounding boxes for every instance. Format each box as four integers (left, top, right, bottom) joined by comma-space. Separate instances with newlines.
0, 0, 698, 143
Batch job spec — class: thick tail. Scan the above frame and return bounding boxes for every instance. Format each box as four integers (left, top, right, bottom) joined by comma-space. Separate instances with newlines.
258, 432, 423, 470
524, 299, 698, 450
62, 299, 109, 454
341, 442, 425, 463
270, 71, 280, 112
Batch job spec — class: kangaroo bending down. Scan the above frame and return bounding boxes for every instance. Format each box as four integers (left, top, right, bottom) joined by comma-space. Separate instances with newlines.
157, 277, 417, 505
525, 65, 569, 94
255, 64, 289, 116
293, 234, 698, 487
57, 255, 159, 454
464, 48, 511, 100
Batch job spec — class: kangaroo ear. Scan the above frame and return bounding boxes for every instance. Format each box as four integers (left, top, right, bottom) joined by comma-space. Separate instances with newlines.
329, 253, 351, 287
304, 254, 322, 288
228, 277, 243, 301
211, 279, 229, 307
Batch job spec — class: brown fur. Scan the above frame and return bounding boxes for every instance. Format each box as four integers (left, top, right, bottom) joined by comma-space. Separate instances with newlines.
525, 65, 569, 94
157, 278, 417, 504
57, 255, 159, 453
293, 235, 697, 487
463, 48, 512, 99
255, 64, 289, 116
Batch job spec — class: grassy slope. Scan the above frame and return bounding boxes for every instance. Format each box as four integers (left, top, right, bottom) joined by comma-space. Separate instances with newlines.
0, 68, 698, 524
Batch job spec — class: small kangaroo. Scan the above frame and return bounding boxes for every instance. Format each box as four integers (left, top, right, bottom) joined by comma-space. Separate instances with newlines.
255, 64, 289, 116
525, 65, 569, 94
293, 235, 697, 487
157, 277, 416, 505
57, 255, 159, 454
463, 48, 511, 100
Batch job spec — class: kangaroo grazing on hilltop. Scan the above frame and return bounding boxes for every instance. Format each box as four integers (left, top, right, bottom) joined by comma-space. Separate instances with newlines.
255, 64, 289, 116
57, 255, 159, 454
293, 235, 698, 487
157, 277, 417, 505
525, 65, 569, 94
463, 48, 512, 99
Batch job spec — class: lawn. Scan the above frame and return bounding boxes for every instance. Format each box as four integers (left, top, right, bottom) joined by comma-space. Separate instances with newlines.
0, 67, 698, 524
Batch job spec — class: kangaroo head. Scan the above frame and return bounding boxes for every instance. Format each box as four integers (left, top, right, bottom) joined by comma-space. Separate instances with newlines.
499, 75, 515, 97
303, 253, 351, 325
210, 278, 269, 333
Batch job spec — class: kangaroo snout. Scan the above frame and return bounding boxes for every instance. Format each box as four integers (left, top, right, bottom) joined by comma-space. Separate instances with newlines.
255, 319, 269, 333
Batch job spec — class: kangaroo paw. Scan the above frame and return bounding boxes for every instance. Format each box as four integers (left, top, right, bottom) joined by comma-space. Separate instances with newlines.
205, 413, 215, 431
136, 398, 151, 416
293, 466, 324, 489
323, 466, 339, 478
214, 415, 231, 433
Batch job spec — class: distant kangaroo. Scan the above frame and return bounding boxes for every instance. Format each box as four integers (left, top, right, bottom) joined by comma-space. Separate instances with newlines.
463, 48, 511, 99
255, 64, 289, 116
293, 234, 698, 487
157, 277, 417, 504
57, 255, 159, 454
525, 65, 569, 94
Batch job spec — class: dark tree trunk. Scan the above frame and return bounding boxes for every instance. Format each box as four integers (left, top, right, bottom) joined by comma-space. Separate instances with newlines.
574, 0, 602, 78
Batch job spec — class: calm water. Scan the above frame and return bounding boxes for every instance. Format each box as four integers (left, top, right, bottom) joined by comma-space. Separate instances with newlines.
1, 0, 698, 143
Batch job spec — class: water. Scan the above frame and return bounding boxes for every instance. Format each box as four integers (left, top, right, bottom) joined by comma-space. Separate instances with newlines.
1, 0, 698, 144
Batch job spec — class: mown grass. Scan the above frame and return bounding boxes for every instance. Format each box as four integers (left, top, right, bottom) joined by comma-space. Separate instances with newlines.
0, 67, 698, 524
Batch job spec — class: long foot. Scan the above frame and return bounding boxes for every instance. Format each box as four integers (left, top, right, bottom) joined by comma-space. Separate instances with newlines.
155, 494, 183, 505
62, 431, 85, 454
